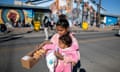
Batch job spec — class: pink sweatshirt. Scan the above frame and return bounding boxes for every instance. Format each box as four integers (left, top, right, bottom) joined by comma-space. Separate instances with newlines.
50, 33, 80, 61
43, 43, 78, 63
43, 43, 78, 72
43, 33, 80, 72
50, 33, 79, 51
44, 33, 80, 62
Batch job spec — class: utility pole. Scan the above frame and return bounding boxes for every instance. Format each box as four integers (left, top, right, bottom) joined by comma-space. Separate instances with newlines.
81, 0, 84, 27
97, 0, 101, 27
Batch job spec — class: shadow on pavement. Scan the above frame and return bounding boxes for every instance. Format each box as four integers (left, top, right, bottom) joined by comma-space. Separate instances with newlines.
0, 36, 23, 43
80, 68, 86, 72
0, 30, 32, 38
72, 60, 86, 72
0, 31, 33, 43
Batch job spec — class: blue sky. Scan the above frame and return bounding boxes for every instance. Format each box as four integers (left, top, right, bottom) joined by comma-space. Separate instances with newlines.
0, 0, 120, 15
95, 0, 120, 15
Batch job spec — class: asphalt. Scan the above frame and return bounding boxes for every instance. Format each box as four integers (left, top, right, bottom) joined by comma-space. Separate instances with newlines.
0, 26, 120, 72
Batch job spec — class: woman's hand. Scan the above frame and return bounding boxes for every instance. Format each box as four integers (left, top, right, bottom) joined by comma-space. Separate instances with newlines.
36, 41, 53, 49
43, 40, 53, 45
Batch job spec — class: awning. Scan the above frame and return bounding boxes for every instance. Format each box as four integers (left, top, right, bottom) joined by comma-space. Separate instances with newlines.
25, 0, 55, 8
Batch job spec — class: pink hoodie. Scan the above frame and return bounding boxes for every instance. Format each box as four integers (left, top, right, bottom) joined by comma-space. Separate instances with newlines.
43, 33, 80, 72
43, 43, 79, 72
50, 33, 80, 60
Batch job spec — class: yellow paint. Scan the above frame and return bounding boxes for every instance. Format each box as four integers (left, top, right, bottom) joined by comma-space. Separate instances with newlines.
34, 21, 40, 31
0, 10, 3, 24
82, 21, 89, 30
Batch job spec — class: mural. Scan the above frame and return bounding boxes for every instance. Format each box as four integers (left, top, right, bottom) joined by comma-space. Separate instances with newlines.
0, 8, 33, 27
23, 9, 33, 25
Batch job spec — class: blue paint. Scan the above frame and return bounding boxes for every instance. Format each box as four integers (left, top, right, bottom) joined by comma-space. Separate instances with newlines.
106, 16, 118, 26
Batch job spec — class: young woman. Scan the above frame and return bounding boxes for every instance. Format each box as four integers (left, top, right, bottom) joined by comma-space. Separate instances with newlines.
36, 32, 78, 72
38, 15, 80, 72
54, 32, 78, 72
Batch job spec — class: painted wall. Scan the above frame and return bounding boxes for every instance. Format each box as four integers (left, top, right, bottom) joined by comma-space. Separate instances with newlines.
105, 16, 118, 26
0, 8, 33, 25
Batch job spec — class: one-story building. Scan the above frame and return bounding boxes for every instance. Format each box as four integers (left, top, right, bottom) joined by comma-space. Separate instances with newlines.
0, 4, 51, 27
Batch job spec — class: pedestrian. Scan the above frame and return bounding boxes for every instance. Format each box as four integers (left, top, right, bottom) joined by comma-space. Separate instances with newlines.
36, 32, 78, 72
43, 16, 49, 40
38, 16, 80, 72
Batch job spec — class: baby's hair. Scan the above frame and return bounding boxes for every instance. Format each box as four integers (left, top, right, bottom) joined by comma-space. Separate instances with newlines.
59, 32, 72, 47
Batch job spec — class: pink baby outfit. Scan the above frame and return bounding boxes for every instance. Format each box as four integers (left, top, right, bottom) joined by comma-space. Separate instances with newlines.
43, 32, 80, 72
55, 47, 78, 72
43, 44, 78, 72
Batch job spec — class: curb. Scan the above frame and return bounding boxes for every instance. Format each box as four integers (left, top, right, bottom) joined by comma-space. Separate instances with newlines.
0, 27, 116, 39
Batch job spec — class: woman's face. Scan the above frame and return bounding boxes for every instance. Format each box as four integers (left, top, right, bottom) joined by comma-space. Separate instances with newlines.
56, 26, 68, 36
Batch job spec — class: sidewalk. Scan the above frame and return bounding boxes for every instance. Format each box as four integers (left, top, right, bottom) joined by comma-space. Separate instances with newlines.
71, 25, 119, 32
0, 26, 118, 38
0, 27, 55, 38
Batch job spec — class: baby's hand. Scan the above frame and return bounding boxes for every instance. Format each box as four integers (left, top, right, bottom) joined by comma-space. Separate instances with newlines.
54, 51, 63, 60
72, 62, 76, 66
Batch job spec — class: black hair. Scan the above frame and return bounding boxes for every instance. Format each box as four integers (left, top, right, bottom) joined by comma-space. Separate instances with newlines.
59, 14, 67, 20
44, 16, 48, 19
59, 32, 72, 47
56, 19, 69, 29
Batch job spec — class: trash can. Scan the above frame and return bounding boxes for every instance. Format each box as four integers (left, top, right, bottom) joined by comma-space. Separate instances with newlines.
34, 21, 40, 31
82, 21, 88, 30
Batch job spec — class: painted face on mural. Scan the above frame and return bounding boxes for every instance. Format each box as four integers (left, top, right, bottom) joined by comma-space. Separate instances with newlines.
8, 12, 17, 22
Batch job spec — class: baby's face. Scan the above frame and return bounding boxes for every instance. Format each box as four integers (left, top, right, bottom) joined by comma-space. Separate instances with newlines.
58, 40, 67, 49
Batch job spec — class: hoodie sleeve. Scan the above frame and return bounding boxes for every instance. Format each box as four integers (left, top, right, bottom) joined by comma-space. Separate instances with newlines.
63, 50, 79, 63
70, 35, 80, 60
43, 44, 56, 51
50, 33, 59, 45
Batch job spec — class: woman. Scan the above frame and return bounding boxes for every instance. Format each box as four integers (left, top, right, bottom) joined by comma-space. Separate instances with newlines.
38, 15, 80, 72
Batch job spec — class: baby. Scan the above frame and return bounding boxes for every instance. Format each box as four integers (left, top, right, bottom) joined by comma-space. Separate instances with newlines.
34, 32, 78, 72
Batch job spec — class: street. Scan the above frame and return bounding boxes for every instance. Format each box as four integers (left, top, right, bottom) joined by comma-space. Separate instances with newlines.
0, 31, 120, 72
